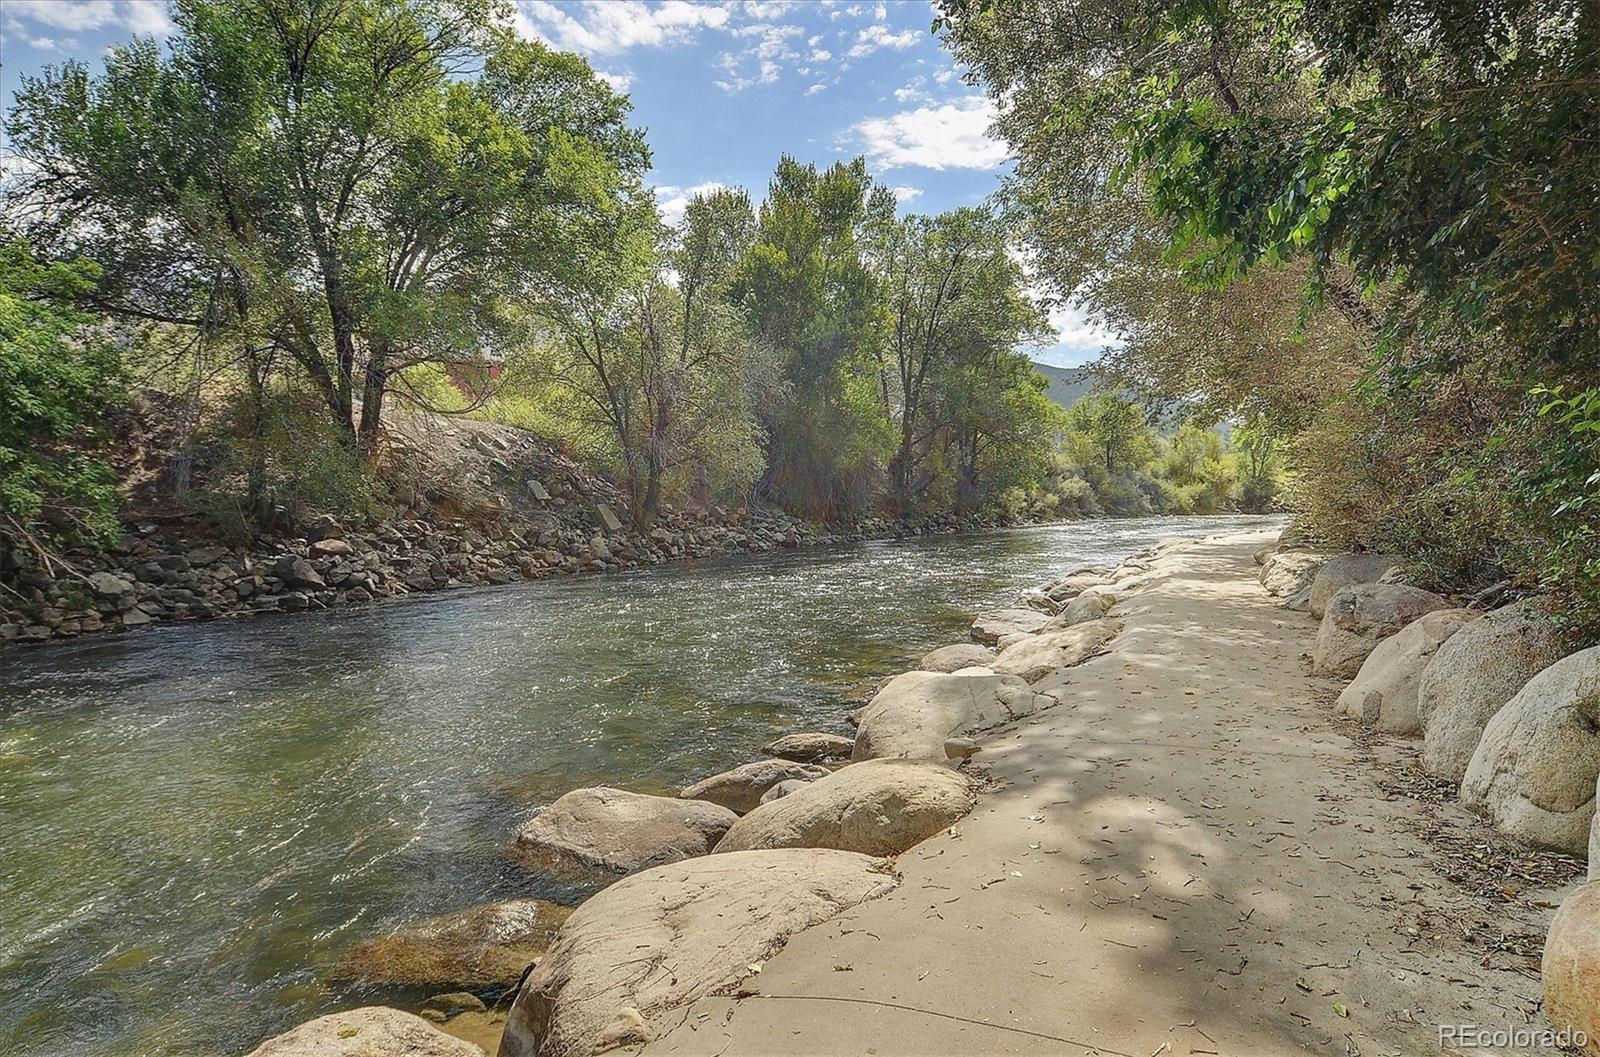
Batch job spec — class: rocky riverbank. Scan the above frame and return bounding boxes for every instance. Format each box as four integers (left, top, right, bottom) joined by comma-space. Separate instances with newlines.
239, 526, 1600, 1057
0, 495, 1003, 649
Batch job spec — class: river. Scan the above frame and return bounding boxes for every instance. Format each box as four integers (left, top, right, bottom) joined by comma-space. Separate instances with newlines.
0, 514, 1280, 1056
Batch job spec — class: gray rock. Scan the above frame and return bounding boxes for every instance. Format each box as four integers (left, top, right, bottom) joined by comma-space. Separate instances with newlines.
510, 787, 736, 880
1258, 551, 1328, 600
1309, 553, 1398, 619
332, 898, 571, 989
761, 732, 854, 763
247, 1008, 483, 1057
87, 571, 134, 599
759, 778, 811, 805
969, 607, 1048, 645
678, 759, 829, 815
273, 555, 325, 590
1542, 882, 1600, 1050
498, 850, 898, 1057
1460, 646, 1600, 854
917, 643, 994, 673
991, 618, 1121, 683
1045, 586, 1120, 629
1420, 604, 1570, 780
853, 669, 1049, 763
1335, 608, 1479, 734
1311, 583, 1450, 678
594, 502, 624, 533
715, 758, 974, 856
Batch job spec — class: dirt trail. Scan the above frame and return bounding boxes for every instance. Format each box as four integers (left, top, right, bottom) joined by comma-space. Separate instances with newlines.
639, 531, 1560, 1057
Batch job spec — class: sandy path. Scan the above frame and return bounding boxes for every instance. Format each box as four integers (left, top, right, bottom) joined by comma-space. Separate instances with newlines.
639, 531, 1555, 1057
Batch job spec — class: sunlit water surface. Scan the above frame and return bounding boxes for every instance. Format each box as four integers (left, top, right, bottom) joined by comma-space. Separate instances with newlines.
0, 514, 1280, 1056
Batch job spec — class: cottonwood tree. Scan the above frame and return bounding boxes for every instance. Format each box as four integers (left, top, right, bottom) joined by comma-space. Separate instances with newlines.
6, 0, 649, 455
540, 188, 769, 529
866, 204, 1043, 503
735, 157, 892, 517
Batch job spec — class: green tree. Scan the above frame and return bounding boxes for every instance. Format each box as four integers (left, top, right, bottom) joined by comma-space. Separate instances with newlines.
866, 204, 1044, 503
539, 189, 767, 529
0, 243, 124, 556
6, 0, 649, 456
735, 157, 892, 518
1065, 393, 1152, 473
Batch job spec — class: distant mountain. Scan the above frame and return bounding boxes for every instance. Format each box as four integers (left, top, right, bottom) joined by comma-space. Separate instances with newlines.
1031, 362, 1102, 410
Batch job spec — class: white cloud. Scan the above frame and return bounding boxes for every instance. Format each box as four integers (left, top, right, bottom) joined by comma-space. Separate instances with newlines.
595, 70, 633, 93
889, 185, 922, 203
873, 1, 888, 20
811, 47, 832, 61
2, 0, 171, 35
516, 0, 732, 55
846, 22, 919, 58
934, 68, 958, 85
714, 21, 801, 92
893, 77, 929, 103
805, 82, 827, 95
853, 95, 1009, 171
742, 0, 803, 16
655, 180, 729, 226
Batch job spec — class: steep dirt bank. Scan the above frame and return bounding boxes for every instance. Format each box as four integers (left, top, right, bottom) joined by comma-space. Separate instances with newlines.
629, 532, 1564, 1056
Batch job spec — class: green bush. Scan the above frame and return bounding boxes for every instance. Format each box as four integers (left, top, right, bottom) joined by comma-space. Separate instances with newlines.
0, 242, 124, 550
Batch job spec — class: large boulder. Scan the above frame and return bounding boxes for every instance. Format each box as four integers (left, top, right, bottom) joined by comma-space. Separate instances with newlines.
1419, 604, 1570, 781
852, 670, 1048, 763
760, 732, 853, 763
1459, 647, 1600, 854
677, 759, 829, 815
715, 759, 974, 856
1259, 551, 1328, 601
1542, 882, 1600, 1054
1044, 569, 1113, 603
991, 618, 1121, 684
1335, 609, 1479, 734
1308, 553, 1398, 619
1311, 583, 1450, 678
1045, 586, 1120, 629
510, 788, 736, 880
499, 850, 899, 1057
969, 607, 1048, 645
248, 1008, 484, 1057
918, 643, 995, 673
331, 899, 571, 989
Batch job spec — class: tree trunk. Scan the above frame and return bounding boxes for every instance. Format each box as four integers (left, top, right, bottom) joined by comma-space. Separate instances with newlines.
358, 341, 388, 455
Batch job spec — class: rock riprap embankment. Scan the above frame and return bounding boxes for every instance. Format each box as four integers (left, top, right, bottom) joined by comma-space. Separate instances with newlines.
510, 787, 736, 881
498, 850, 900, 1057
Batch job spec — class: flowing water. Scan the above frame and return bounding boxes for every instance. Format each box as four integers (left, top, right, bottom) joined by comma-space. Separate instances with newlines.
0, 514, 1280, 1057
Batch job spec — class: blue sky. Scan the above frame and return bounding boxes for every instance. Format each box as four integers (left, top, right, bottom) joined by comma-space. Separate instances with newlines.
0, 0, 1110, 365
